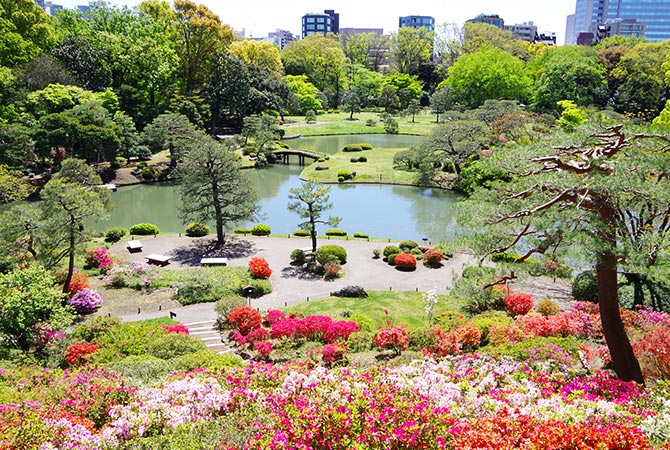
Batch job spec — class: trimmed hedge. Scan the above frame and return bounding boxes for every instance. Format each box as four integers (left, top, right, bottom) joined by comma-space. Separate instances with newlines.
129, 223, 160, 236
250, 224, 271, 236
342, 144, 362, 152
358, 156, 368, 162
353, 232, 368, 238
337, 170, 351, 179
359, 143, 373, 150
243, 278, 272, 298
292, 229, 310, 237
105, 227, 128, 243
185, 223, 209, 237
316, 245, 347, 265
326, 229, 347, 236
383, 245, 401, 258
234, 228, 250, 235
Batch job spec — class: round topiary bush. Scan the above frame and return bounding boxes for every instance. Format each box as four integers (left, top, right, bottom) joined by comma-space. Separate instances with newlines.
326, 229, 347, 236
424, 248, 445, 267
383, 245, 401, 258
536, 299, 560, 316
337, 176, 345, 183
250, 224, 271, 236
387, 252, 400, 265
185, 222, 209, 237
350, 157, 359, 163
342, 144, 362, 152
234, 228, 250, 235
292, 229, 310, 237
290, 249, 306, 265
359, 143, 373, 150
337, 170, 351, 179
129, 223, 160, 235
399, 240, 418, 252
354, 232, 368, 239
316, 245, 347, 265
572, 270, 598, 302
105, 227, 128, 243
394, 253, 417, 271
358, 156, 367, 162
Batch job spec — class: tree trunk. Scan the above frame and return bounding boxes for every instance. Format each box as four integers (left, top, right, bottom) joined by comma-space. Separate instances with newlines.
212, 181, 225, 248
596, 252, 644, 384
62, 224, 76, 294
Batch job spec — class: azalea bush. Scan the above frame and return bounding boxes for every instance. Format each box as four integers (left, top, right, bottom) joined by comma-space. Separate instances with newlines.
270, 315, 359, 344
68, 288, 103, 314
374, 326, 410, 355
65, 271, 89, 294
160, 324, 189, 335
423, 248, 445, 267
84, 247, 114, 272
394, 252, 417, 271
228, 306, 262, 335
248, 257, 272, 279
505, 292, 534, 316
64, 342, 100, 366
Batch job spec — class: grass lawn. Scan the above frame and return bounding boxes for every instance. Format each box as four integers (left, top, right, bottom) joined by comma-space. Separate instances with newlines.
283, 290, 464, 329
300, 147, 419, 185
282, 111, 439, 137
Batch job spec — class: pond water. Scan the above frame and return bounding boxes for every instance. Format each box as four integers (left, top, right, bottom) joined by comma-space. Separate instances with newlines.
93, 135, 464, 243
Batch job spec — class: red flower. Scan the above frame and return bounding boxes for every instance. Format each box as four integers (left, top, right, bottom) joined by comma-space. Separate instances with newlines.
228, 306, 263, 335
248, 257, 272, 279
505, 293, 534, 316
374, 326, 410, 355
64, 342, 100, 366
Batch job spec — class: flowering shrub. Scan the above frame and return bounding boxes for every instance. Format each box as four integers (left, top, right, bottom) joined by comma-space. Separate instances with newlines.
374, 326, 410, 355
505, 292, 534, 316
68, 288, 103, 314
64, 342, 100, 366
536, 298, 560, 316
323, 320, 360, 343
321, 343, 347, 365
323, 260, 342, 280
423, 248, 444, 267
248, 257, 272, 279
228, 306, 262, 335
254, 341, 273, 359
633, 326, 670, 381
84, 247, 114, 272
103, 262, 157, 290
423, 323, 482, 357
66, 272, 89, 294
265, 309, 286, 325
270, 315, 359, 343
31, 322, 67, 351
160, 324, 189, 335
246, 327, 271, 344
394, 252, 417, 271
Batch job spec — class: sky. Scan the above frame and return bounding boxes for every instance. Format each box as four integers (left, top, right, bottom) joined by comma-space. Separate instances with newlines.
55, 0, 577, 45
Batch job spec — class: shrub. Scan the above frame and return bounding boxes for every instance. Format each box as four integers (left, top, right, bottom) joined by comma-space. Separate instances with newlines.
290, 249, 306, 265
434, 310, 468, 331
141, 167, 155, 180
316, 245, 347, 265
84, 247, 114, 272
410, 247, 424, 260
234, 228, 250, 235
470, 311, 514, 346
572, 270, 598, 302
399, 240, 418, 252
68, 288, 103, 314
505, 293, 534, 317
394, 253, 417, 271
64, 342, 100, 366
254, 341, 274, 359
632, 326, 670, 380
305, 110, 316, 123
228, 306, 262, 335
70, 316, 121, 342
104, 227, 128, 243
337, 170, 351, 179
337, 176, 345, 183
384, 117, 399, 134
342, 144, 362, 152
374, 326, 410, 355
354, 232, 368, 239
145, 333, 207, 359
358, 156, 367, 162
66, 272, 89, 294
325, 229, 347, 236
243, 278, 273, 298
248, 257, 272, 279
323, 261, 342, 280
292, 229, 310, 237
536, 299, 560, 316
265, 309, 286, 325
321, 343, 348, 365
350, 157, 359, 163
424, 248, 444, 267
365, 119, 376, 127
372, 248, 380, 259
383, 245, 401, 258
215, 295, 247, 322
172, 350, 244, 372
250, 224, 271, 236
161, 324, 189, 334
359, 143, 373, 150
387, 252, 400, 265
129, 223, 160, 235
185, 222, 209, 237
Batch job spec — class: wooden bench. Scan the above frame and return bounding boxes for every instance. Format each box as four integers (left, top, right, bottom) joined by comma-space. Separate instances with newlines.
200, 257, 228, 266
127, 240, 143, 252
145, 253, 170, 266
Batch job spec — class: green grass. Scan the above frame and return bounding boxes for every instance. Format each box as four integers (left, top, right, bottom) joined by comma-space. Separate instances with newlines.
301, 146, 419, 185
282, 111, 439, 137
283, 290, 464, 329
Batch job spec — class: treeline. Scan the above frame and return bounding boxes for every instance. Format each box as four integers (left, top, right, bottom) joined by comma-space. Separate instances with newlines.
2, 0, 670, 171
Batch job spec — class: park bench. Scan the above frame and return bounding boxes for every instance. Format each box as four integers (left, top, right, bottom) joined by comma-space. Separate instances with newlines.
200, 257, 228, 266
145, 253, 170, 266
127, 240, 143, 252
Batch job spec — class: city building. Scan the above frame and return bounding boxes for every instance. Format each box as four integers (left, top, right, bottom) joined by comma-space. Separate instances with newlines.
467, 14, 505, 29
266, 29, 299, 51
34, 0, 63, 15
505, 22, 537, 41
565, 0, 670, 44
590, 18, 646, 41
302, 9, 339, 38
399, 15, 435, 31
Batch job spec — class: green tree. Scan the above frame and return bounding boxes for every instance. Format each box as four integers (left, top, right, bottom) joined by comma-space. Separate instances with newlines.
461, 22, 528, 60
51, 35, 112, 91
430, 86, 453, 123
178, 136, 258, 247
342, 89, 362, 120
458, 125, 670, 384
0, 123, 35, 167
246, 114, 282, 160
0, 0, 56, 67
207, 52, 252, 128
377, 85, 400, 113
0, 165, 34, 203
230, 39, 283, 78
41, 159, 110, 292
0, 265, 74, 351
556, 100, 587, 131
418, 119, 489, 175
406, 99, 421, 123
283, 75, 322, 114
389, 26, 434, 75
380, 73, 423, 110
341, 32, 376, 67
142, 113, 198, 168
287, 182, 341, 253
447, 46, 530, 108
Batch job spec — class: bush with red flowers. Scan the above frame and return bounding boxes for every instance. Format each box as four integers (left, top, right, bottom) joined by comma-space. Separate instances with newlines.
160, 324, 190, 335
248, 257, 272, 279
265, 309, 286, 325
374, 326, 410, 355
228, 306, 263, 335
64, 342, 100, 366
246, 327, 271, 344
394, 253, 417, 271
84, 247, 114, 272
423, 248, 445, 267
254, 341, 273, 359
66, 272, 89, 294
505, 293, 534, 317
321, 342, 348, 365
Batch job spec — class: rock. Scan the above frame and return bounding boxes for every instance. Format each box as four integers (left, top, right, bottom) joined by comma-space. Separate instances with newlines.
330, 285, 368, 298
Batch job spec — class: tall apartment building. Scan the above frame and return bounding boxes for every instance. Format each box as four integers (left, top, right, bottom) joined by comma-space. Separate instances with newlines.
267, 29, 298, 50
398, 16, 435, 31
565, 0, 670, 44
34, 0, 63, 15
302, 9, 339, 38
467, 14, 505, 29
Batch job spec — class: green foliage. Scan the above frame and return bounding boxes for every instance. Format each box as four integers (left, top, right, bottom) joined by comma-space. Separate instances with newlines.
556, 100, 587, 131
383, 245, 401, 258
292, 229, 310, 237
536, 299, 561, 316
350, 314, 375, 333
290, 249, 307, 265
456, 160, 509, 194
284, 75, 323, 114
337, 176, 345, 183
481, 335, 582, 366
354, 232, 369, 239
159, 266, 254, 305
243, 278, 272, 298
145, 333, 207, 359
184, 222, 210, 237
234, 228, 250, 235
325, 229, 347, 236
129, 223, 160, 236
490, 252, 521, 263
316, 245, 347, 265
399, 240, 418, 252
250, 224, 271, 236
171, 350, 245, 372
305, 110, 317, 123
347, 331, 375, 352
470, 311, 514, 346
214, 294, 248, 319
383, 116, 399, 134
358, 156, 368, 163
70, 316, 122, 343
387, 253, 400, 265
337, 170, 351, 179
288, 181, 341, 250
572, 270, 598, 302
106, 355, 173, 385
343, 144, 362, 152
104, 227, 128, 243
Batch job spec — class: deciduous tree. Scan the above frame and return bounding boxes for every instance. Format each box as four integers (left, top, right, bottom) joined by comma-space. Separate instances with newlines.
389, 26, 434, 75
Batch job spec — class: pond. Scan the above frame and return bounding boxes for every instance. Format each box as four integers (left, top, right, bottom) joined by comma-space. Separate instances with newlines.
93, 135, 463, 243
